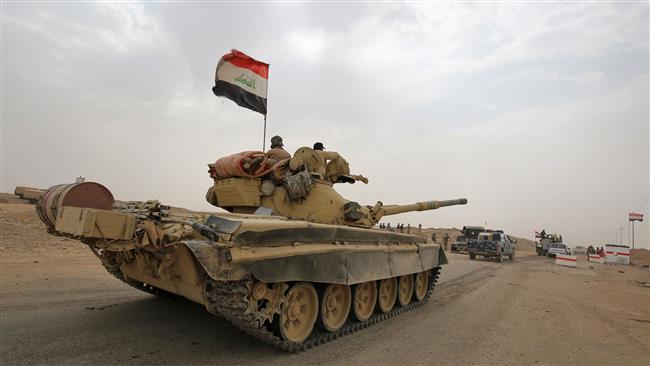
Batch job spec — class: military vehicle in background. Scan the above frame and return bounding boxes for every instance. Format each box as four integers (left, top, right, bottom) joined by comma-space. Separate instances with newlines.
450, 225, 485, 253
36, 146, 467, 351
468, 230, 516, 262
535, 229, 563, 256
547, 243, 569, 258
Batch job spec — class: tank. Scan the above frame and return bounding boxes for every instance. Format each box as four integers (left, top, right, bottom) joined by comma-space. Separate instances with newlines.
37, 147, 467, 351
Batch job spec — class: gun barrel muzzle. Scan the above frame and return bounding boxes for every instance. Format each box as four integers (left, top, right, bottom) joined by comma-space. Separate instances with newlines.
436, 198, 468, 207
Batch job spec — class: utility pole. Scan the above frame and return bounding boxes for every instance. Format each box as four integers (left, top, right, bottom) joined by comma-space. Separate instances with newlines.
628, 222, 631, 246
619, 226, 624, 245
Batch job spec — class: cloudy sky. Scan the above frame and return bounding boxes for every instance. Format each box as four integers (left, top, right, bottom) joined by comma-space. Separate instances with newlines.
2, 2, 648, 248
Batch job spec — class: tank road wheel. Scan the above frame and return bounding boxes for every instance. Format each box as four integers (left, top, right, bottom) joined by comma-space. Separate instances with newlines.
413, 271, 429, 301
352, 281, 377, 322
318, 284, 351, 332
377, 278, 398, 313
278, 282, 318, 343
397, 275, 414, 307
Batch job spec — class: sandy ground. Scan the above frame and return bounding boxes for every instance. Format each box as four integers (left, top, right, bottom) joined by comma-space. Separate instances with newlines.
1, 203, 649, 365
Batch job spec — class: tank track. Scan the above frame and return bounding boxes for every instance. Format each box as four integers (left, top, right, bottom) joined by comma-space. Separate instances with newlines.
203, 268, 441, 352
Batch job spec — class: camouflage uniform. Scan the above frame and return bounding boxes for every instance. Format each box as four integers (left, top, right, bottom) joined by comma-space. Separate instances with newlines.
313, 142, 368, 184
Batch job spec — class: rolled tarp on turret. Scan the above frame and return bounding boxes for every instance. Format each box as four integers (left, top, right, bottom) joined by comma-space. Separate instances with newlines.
212, 49, 269, 115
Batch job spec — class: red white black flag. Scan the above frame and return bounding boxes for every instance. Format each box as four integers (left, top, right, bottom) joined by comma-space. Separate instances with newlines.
212, 49, 269, 115
629, 212, 644, 222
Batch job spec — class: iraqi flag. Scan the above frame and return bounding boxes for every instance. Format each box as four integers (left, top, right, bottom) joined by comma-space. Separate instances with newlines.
212, 49, 269, 115
629, 212, 644, 222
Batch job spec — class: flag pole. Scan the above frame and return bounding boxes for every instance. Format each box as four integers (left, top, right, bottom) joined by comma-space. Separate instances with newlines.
262, 114, 267, 151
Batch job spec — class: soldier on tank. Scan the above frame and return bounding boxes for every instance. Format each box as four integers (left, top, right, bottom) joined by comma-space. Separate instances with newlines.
431, 232, 437, 243
313, 142, 337, 163
312, 142, 368, 184
266, 135, 291, 163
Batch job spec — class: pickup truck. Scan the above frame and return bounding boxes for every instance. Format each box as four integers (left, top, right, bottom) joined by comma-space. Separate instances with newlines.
450, 235, 468, 253
547, 243, 568, 258
468, 231, 516, 262
451, 226, 485, 253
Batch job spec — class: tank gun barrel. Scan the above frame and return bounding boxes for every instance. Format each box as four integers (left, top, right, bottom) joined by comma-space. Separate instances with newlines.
380, 198, 468, 217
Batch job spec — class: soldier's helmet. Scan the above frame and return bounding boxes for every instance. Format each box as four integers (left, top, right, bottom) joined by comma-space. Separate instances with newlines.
271, 135, 284, 147
313, 142, 325, 150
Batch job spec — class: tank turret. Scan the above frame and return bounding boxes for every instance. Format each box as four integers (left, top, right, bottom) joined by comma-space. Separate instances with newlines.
206, 148, 467, 228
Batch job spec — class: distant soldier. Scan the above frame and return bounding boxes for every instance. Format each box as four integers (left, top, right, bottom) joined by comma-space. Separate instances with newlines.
443, 233, 450, 250
407, 223, 411, 234
431, 232, 437, 243
387, 223, 391, 231
266, 135, 291, 163
418, 223, 422, 232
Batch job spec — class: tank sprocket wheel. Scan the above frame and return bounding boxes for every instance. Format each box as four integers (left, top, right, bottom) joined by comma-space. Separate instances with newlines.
351, 281, 377, 322
276, 282, 319, 343
377, 277, 397, 313
414, 271, 428, 301
318, 284, 351, 332
397, 274, 414, 306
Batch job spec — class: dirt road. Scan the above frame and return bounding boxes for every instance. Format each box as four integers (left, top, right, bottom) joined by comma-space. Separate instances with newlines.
1, 204, 649, 365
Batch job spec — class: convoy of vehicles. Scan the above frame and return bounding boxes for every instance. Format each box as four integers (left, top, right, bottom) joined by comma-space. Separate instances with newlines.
467, 230, 516, 262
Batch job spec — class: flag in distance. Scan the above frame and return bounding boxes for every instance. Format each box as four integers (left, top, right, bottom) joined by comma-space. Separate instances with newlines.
629, 212, 644, 222
212, 49, 269, 115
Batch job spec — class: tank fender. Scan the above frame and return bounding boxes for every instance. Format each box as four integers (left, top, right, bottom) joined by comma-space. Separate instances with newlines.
181, 240, 444, 285
438, 247, 449, 265
180, 240, 248, 281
